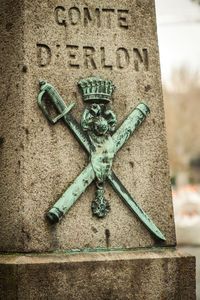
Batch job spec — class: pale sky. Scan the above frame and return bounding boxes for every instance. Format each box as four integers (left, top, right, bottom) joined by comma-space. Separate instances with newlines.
155, 0, 200, 83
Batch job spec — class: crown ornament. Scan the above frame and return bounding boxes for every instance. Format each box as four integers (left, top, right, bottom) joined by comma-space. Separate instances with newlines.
78, 77, 115, 103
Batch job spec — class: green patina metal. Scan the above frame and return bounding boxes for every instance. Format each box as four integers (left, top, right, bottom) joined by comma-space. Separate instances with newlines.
38, 78, 166, 241
63, 245, 174, 254
0, 246, 175, 257
46, 163, 95, 223
78, 77, 115, 103
81, 102, 117, 217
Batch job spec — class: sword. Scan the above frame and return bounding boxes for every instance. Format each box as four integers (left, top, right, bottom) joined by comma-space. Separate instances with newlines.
108, 172, 166, 241
38, 80, 92, 153
38, 81, 166, 241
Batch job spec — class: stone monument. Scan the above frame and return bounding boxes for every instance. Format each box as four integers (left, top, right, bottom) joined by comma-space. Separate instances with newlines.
0, 0, 196, 299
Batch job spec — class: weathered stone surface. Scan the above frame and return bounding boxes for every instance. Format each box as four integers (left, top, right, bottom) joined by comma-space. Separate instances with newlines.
0, 3, 196, 299
0, 0, 175, 252
0, 249, 196, 300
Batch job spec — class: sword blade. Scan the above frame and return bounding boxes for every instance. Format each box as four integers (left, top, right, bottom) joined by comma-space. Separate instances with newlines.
108, 171, 166, 241
47, 163, 95, 223
63, 113, 93, 153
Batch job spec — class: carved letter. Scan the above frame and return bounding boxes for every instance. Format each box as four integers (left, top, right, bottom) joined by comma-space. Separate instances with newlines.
95, 8, 101, 28
83, 46, 97, 69
83, 7, 92, 26
133, 48, 149, 71
66, 45, 80, 69
37, 44, 51, 67
83, 7, 101, 28
100, 47, 112, 70
68, 7, 81, 25
55, 6, 66, 26
116, 48, 130, 69
117, 10, 129, 29
102, 8, 115, 29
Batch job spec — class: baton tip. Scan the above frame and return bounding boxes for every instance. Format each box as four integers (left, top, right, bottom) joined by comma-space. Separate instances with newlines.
46, 207, 64, 224
46, 212, 58, 224
137, 103, 150, 115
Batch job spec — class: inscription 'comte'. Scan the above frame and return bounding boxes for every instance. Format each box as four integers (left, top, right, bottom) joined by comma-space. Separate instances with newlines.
55, 6, 129, 29
37, 44, 149, 71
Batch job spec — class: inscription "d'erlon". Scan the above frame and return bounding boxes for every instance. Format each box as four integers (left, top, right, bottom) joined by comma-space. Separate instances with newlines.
37, 44, 149, 72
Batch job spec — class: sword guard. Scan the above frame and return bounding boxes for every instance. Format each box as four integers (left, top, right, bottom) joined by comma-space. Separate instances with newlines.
50, 103, 75, 124
38, 80, 75, 124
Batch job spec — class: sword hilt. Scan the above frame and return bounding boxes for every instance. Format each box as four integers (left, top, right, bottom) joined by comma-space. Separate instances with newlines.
38, 80, 75, 124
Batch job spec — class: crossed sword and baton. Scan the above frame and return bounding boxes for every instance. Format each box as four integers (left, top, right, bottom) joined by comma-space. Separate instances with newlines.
38, 80, 166, 241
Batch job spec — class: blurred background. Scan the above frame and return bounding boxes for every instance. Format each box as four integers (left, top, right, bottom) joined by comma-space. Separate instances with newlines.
155, 0, 200, 297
